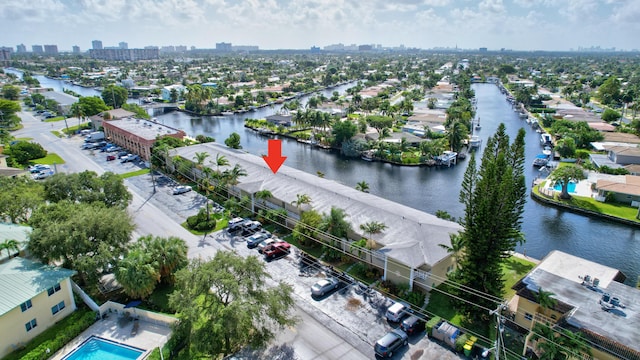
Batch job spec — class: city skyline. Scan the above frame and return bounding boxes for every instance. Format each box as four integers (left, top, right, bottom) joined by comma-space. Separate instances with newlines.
1, 0, 639, 52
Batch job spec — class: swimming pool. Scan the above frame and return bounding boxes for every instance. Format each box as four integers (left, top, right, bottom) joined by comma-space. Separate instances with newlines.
553, 181, 577, 193
62, 336, 144, 360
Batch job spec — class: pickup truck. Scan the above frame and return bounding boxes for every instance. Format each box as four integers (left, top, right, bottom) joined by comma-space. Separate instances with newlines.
262, 241, 291, 259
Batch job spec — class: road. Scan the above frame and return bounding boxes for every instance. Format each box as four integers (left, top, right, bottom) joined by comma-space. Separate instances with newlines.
13, 110, 370, 359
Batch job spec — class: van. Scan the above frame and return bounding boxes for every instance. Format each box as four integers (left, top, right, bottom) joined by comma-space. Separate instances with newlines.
385, 301, 411, 323
401, 314, 426, 335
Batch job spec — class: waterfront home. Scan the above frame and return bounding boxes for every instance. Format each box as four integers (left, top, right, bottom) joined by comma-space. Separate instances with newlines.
266, 114, 293, 127
160, 84, 186, 101
594, 175, 640, 205
590, 145, 640, 170
170, 143, 462, 292
511, 250, 640, 360
0, 257, 77, 358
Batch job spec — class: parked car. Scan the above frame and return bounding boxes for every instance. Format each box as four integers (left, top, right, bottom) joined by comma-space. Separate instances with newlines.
310, 277, 340, 297
28, 164, 50, 173
32, 170, 54, 180
117, 151, 129, 158
246, 231, 272, 248
120, 154, 139, 163
374, 329, 409, 358
172, 185, 192, 195
400, 314, 427, 336
226, 217, 247, 233
262, 241, 291, 259
385, 301, 412, 323
257, 237, 282, 253
106, 155, 116, 161
240, 220, 262, 236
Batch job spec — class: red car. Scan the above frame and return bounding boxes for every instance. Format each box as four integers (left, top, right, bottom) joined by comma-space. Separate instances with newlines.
106, 155, 116, 161
263, 242, 291, 259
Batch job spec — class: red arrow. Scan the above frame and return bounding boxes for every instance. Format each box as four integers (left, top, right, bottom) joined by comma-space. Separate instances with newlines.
263, 139, 287, 174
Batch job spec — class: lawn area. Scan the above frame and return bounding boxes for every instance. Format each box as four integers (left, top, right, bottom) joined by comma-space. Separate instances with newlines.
533, 186, 640, 222
144, 282, 176, 314
119, 168, 150, 179
15, 137, 33, 141
181, 213, 227, 235
31, 153, 65, 165
425, 254, 535, 334
43, 116, 66, 122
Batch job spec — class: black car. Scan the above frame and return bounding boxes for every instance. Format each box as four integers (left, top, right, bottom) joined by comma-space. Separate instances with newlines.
400, 314, 426, 336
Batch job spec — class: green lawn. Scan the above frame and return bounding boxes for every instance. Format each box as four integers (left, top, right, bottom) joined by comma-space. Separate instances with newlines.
31, 153, 65, 165
119, 168, 150, 179
43, 116, 66, 122
502, 256, 536, 299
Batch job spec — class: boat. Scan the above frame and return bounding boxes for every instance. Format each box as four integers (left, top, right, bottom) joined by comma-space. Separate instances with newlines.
469, 135, 482, 149
542, 146, 553, 157
221, 111, 234, 116
437, 151, 458, 167
474, 117, 481, 130
361, 150, 375, 162
540, 133, 553, 147
533, 154, 549, 167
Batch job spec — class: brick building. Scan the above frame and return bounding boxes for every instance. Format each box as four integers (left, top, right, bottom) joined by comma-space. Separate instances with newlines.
103, 118, 186, 161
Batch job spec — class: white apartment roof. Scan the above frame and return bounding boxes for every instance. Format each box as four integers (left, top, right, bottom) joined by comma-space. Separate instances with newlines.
172, 143, 462, 269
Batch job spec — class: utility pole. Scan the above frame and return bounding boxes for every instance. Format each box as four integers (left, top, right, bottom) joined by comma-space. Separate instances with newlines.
484, 303, 508, 360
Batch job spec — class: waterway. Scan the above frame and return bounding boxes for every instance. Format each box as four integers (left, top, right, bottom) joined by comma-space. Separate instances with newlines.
7, 67, 639, 285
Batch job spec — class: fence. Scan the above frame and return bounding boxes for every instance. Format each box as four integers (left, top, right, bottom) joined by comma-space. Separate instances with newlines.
99, 301, 178, 327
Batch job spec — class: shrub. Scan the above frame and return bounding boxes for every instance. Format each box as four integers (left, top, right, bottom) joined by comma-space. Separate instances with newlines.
186, 208, 216, 232
378, 279, 398, 296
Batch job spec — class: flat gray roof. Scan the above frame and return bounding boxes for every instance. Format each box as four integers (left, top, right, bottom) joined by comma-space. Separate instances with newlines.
172, 143, 462, 269
106, 118, 183, 141
520, 251, 640, 356
41, 91, 78, 106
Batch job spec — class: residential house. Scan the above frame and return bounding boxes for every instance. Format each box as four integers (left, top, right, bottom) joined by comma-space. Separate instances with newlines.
266, 114, 293, 127
0, 223, 30, 263
160, 84, 186, 101
0, 154, 28, 178
170, 143, 462, 292
590, 145, 640, 170
41, 91, 78, 115
511, 251, 640, 360
594, 175, 640, 205
0, 257, 77, 358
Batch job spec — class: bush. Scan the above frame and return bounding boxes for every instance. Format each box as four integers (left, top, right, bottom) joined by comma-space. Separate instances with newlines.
186, 208, 216, 232
600, 166, 629, 175
5, 141, 48, 166
378, 279, 399, 296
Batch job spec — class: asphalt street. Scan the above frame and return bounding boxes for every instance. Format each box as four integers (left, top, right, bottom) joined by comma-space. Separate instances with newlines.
14, 109, 464, 360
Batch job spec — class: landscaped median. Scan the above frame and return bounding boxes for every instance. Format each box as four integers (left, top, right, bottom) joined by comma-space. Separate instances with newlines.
531, 182, 640, 226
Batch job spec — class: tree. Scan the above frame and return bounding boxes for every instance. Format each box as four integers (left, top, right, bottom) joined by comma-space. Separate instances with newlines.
356, 180, 370, 193
4, 141, 47, 166
0, 176, 44, 223
292, 209, 322, 246
101, 85, 128, 108
0, 239, 21, 257
438, 233, 466, 269
453, 124, 527, 323
331, 120, 358, 147
224, 132, 242, 149
254, 189, 273, 213
76, 96, 110, 116
366, 115, 394, 137
535, 288, 557, 317
548, 165, 585, 200
292, 193, 312, 210
359, 221, 387, 250
598, 76, 621, 105
133, 235, 188, 284
2, 85, 20, 100
319, 207, 352, 239
555, 137, 576, 158
28, 201, 135, 285
43, 171, 131, 208
601, 108, 621, 123
447, 120, 467, 152
115, 247, 160, 299
169, 252, 296, 358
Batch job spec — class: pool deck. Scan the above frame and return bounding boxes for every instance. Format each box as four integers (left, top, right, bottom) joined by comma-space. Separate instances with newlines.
49, 315, 172, 360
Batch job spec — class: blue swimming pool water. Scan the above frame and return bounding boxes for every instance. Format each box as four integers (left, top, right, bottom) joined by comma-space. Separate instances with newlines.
62, 337, 144, 360
553, 181, 577, 193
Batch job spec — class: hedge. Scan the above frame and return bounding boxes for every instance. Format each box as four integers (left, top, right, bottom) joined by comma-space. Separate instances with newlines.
4, 309, 97, 360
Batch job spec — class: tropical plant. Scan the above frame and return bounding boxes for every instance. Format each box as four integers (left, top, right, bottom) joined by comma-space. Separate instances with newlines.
438, 233, 466, 269
0, 239, 21, 258
319, 207, 352, 239
359, 221, 387, 250
548, 165, 585, 200
292, 193, 312, 211
355, 180, 370, 193
115, 247, 160, 299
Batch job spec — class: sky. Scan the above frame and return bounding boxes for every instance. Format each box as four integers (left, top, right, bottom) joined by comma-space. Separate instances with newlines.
1, 0, 639, 52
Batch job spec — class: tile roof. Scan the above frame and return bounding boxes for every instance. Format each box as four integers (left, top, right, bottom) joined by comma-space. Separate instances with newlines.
0, 257, 76, 316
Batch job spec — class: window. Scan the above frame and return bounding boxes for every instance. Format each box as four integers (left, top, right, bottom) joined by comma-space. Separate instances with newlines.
47, 283, 62, 296
51, 301, 65, 315
20, 300, 33, 312
25, 319, 37, 332
524, 313, 533, 321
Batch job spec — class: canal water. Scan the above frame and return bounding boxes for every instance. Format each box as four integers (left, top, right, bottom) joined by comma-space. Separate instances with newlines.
7, 67, 639, 285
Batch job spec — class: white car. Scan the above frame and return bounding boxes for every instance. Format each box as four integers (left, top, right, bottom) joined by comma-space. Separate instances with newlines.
172, 185, 192, 195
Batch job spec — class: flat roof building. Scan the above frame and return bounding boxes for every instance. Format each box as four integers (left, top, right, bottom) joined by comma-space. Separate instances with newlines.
103, 118, 186, 161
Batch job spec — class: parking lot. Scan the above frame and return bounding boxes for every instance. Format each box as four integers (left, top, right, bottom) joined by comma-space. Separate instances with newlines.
69, 134, 463, 359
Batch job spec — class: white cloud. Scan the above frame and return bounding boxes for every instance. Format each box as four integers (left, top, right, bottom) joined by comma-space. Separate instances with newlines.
0, 0, 66, 22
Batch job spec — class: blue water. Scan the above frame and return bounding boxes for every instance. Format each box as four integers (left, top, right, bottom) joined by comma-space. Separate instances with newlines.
553, 182, 577, 193
62, 337, 143, 360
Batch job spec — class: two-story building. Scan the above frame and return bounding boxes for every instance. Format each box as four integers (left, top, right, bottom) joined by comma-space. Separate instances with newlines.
103, 118, 186, 161
0, 257, 77, 358
170, 142, 462, 292
511, 251, 640, 360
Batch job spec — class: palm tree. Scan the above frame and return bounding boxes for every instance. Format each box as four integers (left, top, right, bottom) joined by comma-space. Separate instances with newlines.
253, 189, 273, 213
319, 207, 352, 239
531, 323, 563, 360
292, 193, 312, 211
115, 248, 160, 299
213, 154, 230, 173
536, 288, 558, 319
222, 164, 247, 186
0, 239, 21, 258
438, 233, 466, 269
140, 235, 188, 284
359, 221, 387, 250
356, 180, 370, 193
193, 152, 210, 168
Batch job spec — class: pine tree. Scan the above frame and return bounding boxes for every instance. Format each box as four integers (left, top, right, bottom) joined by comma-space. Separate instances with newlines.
454, 124, 527, 322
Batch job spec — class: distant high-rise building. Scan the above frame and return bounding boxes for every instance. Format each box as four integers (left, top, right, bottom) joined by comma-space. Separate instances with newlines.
160, 45, 175, 52
32, 45, 44, 53
358, 44, 372, 51
310, 46, 320, 53
89, 48, 159, 61
92, 40, 103, 50
216, 42, 232, 52
190, 46, 196, 51
144, 45, 159, 50
119, 41, 128, 49
44, 45, 58, 55
72, 45, 80, 54
0, 46, 14, 54
16, 44, 26, 53
175, 45, 187, 52
0, 48, 11, 63
479, 47, 488, 52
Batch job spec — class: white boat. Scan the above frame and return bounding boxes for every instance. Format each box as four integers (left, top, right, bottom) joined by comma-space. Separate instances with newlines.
469, 135, 482, 149
542, 146, 553, 157
533, 154, 549, 167
540, 133, 552, 146
437, 151, 458, 167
